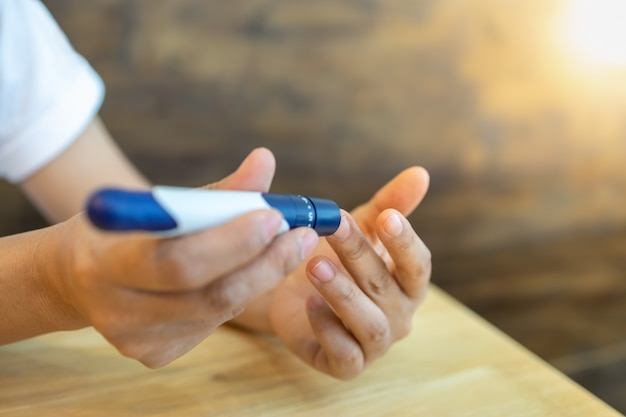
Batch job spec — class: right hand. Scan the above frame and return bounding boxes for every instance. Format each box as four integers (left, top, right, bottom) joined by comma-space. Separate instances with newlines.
43, 149, 319, 368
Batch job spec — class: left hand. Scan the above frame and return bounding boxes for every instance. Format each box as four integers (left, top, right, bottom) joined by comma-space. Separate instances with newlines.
268, 167, 431, 380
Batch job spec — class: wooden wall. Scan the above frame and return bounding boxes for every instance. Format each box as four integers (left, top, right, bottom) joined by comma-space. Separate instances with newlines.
35, 0, 626, 257
1, 0, 624, 412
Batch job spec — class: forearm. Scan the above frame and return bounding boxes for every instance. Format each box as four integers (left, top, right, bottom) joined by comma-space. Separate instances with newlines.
20, 117, 150, 223
0, 225, 85, 344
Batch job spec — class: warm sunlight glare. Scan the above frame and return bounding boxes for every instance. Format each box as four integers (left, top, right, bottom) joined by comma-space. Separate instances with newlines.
561, 0, 626, 66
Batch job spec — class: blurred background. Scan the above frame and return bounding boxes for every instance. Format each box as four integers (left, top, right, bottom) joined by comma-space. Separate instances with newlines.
0, 0, 624, 412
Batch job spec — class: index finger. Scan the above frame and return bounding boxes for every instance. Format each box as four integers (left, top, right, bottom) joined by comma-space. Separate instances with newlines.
100, 209, 285, 291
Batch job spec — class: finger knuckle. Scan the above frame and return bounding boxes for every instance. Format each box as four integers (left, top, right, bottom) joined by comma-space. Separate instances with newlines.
421, 247, 433, 271
338, 283, 360, 304
366, 270, 392, 296
365, 318, 391, 344
345, 238, 371, 262
332, 347, 364, 377
401, 248, 432, 293
413, 238, 432, 270
416, 253, 433, 284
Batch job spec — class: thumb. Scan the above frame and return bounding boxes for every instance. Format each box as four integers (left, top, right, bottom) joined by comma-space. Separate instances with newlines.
203, 148, 276, 192
352, 166, 429, 234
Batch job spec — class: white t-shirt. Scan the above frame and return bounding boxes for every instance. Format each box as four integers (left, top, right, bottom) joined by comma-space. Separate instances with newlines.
0, 0, 104, 182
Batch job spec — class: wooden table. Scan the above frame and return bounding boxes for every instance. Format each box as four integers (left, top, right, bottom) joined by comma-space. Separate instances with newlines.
0, 287, 621, 417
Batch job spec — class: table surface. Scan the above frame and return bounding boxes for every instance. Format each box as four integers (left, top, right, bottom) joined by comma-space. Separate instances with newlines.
0, 286, 621, 417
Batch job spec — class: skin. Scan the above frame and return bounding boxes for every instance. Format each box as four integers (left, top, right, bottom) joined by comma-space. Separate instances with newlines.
2, 116, 431, 379
235, 165, 432, 379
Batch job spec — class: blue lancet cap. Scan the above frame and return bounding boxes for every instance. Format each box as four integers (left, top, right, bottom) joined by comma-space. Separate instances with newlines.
309, 197, 341, 236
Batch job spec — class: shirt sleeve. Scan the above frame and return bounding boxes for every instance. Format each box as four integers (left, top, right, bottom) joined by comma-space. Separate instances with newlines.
0, 0, 105, 183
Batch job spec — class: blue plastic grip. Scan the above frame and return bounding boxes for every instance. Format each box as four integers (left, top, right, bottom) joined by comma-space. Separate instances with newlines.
87, 189, 177, 232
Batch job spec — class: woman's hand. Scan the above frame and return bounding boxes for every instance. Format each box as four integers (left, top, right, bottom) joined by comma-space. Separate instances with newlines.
267, 167, 431, 379
25, 149, 319, 368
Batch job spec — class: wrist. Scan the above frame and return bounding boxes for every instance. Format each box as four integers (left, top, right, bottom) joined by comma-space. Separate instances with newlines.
34, 220, 90, 332
0, 223, 87, 345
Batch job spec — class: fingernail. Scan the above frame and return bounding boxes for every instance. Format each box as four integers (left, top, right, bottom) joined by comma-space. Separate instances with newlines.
299, 229, 319, 260
383, 212, 403, 237
262, 211, 284, 241
311, 259, 335, 282
332, 213, 350, 241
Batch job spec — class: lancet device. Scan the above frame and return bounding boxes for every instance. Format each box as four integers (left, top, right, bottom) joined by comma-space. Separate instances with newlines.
86, 186, 341, 237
